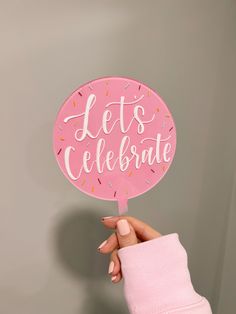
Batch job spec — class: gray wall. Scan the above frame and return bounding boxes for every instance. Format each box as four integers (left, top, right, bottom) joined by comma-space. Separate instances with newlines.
1, 1, 235, 313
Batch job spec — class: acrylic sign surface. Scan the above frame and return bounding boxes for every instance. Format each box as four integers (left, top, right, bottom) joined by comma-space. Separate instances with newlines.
53, 77, 176, 203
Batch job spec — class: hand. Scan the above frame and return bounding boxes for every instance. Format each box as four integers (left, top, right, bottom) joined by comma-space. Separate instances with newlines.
97, 216, 161, 283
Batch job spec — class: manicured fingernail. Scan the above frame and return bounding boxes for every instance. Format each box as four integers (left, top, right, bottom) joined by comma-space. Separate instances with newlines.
108, 261, 114, 274
97, 240, 107, 250
111, 275, 117, 282
117, 219, 130, 236
101, 216, 114, 221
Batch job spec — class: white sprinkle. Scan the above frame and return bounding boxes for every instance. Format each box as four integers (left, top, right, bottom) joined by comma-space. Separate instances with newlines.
89, 83, 93, 90
108, 182, 112, 188
145, 179, 151, 184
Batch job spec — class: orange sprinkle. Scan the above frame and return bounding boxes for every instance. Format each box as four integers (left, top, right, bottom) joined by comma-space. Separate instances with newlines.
128, 171, 133, 177
60, 137, 65, 141
106, 90, 109, 96
91, 186, 95, 193
73, 100, 76, 107
156, 107, 160, 112
81, 178, 86, 186
162, 165, 166, 171
165, 114, 170, 118
147, 89, 151, 96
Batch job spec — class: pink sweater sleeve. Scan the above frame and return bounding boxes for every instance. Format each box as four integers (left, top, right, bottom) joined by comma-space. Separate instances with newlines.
117, 233, 212, 314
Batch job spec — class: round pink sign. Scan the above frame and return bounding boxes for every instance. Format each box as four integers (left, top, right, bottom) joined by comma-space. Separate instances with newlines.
53, 77, 176, 212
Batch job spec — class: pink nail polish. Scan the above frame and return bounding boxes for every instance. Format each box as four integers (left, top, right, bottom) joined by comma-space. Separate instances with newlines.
117, 219, 130, 236
97, 240, 107, 250
101, 216, 114, 220
108, 261, 114, 274
111, 275, 117, 282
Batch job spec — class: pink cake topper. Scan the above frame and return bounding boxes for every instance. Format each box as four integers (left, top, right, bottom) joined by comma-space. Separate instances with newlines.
53, 77, 176, 214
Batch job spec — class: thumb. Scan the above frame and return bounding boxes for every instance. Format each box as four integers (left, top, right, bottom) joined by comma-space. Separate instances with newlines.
116, 219, 138, 248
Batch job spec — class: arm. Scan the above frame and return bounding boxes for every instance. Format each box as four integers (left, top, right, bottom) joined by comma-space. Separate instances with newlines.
99, 216, 212, 314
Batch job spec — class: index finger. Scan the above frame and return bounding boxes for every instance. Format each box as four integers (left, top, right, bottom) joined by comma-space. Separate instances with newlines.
101, 216, 161, 241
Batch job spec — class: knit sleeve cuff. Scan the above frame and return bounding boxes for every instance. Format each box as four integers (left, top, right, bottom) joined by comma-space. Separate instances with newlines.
117, 234, 211, 314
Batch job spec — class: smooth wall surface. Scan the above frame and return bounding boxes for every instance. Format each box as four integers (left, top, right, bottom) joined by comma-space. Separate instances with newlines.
1, 1, 235, 313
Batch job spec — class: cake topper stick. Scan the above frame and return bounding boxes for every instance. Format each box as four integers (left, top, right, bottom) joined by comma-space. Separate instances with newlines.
118, 198, 128, 215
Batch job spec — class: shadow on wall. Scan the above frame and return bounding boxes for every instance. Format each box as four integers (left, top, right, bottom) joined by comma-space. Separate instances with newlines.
26, 121, 128, 313
53, 207, 129, 314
